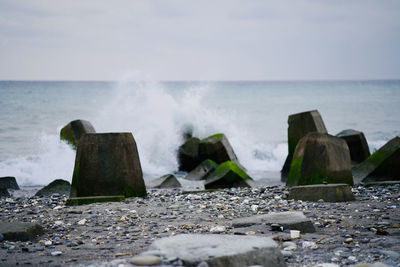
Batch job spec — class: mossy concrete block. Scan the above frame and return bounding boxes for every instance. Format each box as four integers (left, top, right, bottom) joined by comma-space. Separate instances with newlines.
185, 159, 218, 181
337, 129, 370, 163
232, 211, 316, 233
150, 234, 285, 267
205, 161, 253, 189
0, 188, 10, 197
289, 184, 355, 202
281, 110, 327, 182
0, 222, 44, 241
178, 137, 201, 172
147, 174, 181, 189
70, 133, 147, 198
286, 132, 353, 187
353, 136, 400, 184
0, 176, 20, 190
66, 195, 125, 206
35, 179, 71, 197
199, 133, 243, 168
60, 119, 96, 149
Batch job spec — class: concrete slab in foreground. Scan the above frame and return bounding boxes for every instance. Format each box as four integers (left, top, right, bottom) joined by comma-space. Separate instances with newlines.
150, 234, 286, 267
232, 211, 315, 233
0, 222, 44, 241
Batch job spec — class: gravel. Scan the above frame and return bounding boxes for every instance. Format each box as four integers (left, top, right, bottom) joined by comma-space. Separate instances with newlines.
0, 183, 399, 266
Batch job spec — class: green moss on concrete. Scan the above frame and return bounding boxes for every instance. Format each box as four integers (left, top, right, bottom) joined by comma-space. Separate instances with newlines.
66, 196, 125, 206
60, 128, 77, 149
363, 150, 387, 166
212, 161, 252, 181
286, 156, 303, 187
204, 159, 219, 169
287, 156, 353, 187
201, 133, 224, 143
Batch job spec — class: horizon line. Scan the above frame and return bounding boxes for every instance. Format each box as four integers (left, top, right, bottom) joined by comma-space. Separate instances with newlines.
0, 78, 399, 83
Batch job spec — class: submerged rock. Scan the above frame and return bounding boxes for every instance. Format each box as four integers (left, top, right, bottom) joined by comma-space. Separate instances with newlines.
205, 161, 253, 189
281, 110, 327, 182
178, 137, 201, 172
60, 119, 96, 149
35, 179, 71, 197
69, 133, 147, 200
0, 176, 20, 190
150, 234, 285, 267
337, 129, 370, 163
289, 184, 355, 202
353, 136, 400, 184
147, 174, 181, 189
184, 159, 218, 181
286, 132, 353, 187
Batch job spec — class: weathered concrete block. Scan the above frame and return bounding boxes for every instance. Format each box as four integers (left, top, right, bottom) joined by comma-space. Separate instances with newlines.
0, 176, 20, 190
337, 129, 370, 163
60, 119, 96, 148
289, 184, 355, 202
147, 174, 181, 189
281, 110, 327, 182
184, 159, 218, 181
205, 161, 253, 189
69, 133, 147, 199
199, 133, 243, 168
232, 211, 316, 233
66, 195, 125, 206
286, 132, 353, 187
353, 136, 400, 184
150, 234, 285, 267
35, 179, 70, 197
0, 222, 44, 241
178, 137, 201, 172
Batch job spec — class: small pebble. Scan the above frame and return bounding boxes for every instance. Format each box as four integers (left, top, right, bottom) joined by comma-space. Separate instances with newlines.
130, 255, 162, 266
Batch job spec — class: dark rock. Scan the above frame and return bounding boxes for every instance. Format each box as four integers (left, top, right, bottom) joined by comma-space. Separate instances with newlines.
289, 184, 355, 202
199, 133, 243, 168
0, 188, 10, 197
0, 176, 20, 190
205, 161, 253, 189
60, 119, 96, 149
337, 129, 370, 163
281, 110, 327, 182
231, 211, 316, 233
150, 234, 285, 267
286, 132, 353, 187
353, 136, 400, 184
147, 174, 181, 189
66, 195, 125, 206
35, 179, 71, 197
0, 222, 44, 241
184, 159, 218, 181
69, 133, 147, 199
177, 137, 201, 172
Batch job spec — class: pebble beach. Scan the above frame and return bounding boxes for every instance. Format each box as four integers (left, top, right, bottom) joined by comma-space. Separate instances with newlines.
1, 183, 399, 267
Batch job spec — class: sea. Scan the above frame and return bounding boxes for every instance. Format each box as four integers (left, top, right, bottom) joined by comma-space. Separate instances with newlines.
0, 80, 399, 186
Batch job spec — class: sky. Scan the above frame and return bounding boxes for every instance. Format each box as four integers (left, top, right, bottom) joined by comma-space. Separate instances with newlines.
0, 1, 399, 81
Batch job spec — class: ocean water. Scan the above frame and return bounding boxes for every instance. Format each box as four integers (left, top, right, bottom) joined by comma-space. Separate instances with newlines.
0, 80, 399, 186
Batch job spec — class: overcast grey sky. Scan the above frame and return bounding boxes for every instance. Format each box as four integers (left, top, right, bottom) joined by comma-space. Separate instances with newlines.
0, 1, 399, 81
